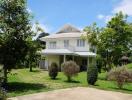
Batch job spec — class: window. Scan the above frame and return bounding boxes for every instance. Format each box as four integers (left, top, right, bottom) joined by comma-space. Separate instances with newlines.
64, 40, 69, 48
77, 39, 85, 47
49, 41, 56, 49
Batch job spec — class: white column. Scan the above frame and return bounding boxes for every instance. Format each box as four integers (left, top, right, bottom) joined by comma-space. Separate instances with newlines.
87, 57, 89, 71
64, 55, 66, 63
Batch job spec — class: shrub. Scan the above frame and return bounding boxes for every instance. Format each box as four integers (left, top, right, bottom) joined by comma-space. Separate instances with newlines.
87, 64, 98, 85
0, 87, 6, 100
49, 62, 58, 79
62, 61, 80, 82
107, 67, 132, 89
0, 67, 6, 100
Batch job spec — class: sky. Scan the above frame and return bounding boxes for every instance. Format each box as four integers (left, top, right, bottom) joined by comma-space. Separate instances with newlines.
27, 0, 132, 33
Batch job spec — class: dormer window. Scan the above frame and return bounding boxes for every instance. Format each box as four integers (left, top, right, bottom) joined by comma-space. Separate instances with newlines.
49, 41, 56, 49
64, 40, 69, 48
77, 39, 85, 47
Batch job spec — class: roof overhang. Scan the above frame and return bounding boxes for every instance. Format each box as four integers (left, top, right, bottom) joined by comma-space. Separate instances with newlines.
75, 52, 96, 57
41, 49, 73, 55
40, 49, 96, 57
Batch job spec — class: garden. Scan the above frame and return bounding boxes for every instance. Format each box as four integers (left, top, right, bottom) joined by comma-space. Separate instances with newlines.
6, 63, 132, 97
0, 0, 132, 99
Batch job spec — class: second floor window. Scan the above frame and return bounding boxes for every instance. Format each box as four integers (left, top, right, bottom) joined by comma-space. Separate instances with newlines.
77, 39, 85, 47
64, 40, 69, 48
49, 41, 56, 49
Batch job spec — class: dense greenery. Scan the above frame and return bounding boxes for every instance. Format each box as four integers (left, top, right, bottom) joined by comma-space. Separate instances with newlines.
84, 12, 132, 71
87, 65, 98, 85
49, 62, 58, 79
62, 61, 80, 82
7, 64, 132, 97
0, 0, 33, 84
0, 66, 6, 99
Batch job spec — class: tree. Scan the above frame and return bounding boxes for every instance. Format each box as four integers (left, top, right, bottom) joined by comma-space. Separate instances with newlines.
84, 12, 132, 71
36, 32, 49, 49
0, 0, 33, 84
105, 12, 132, 66
26, 22, 44, 72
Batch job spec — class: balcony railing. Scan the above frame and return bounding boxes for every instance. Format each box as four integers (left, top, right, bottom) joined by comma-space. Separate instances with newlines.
48, 45, 75, 52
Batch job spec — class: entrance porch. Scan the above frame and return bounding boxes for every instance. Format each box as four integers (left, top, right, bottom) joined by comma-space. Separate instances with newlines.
43, 54, 95, 71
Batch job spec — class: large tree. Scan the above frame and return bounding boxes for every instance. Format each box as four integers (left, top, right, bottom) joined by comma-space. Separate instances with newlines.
0, 0, 33, 84
84, 12, 132, 70
101, 12, 132, 66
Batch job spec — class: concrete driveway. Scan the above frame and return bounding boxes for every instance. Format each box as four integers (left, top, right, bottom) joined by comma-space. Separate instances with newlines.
8, 87, 132, 100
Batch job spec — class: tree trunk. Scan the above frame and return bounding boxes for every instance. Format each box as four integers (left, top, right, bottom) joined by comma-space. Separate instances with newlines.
3, 65, 7, 86
29, 62, 32, 72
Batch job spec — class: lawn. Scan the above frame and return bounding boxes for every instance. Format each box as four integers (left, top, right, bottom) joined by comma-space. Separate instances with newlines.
7, 64, 132, 97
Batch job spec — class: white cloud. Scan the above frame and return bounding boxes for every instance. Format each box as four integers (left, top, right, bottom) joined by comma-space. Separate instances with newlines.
104, 15, 113, 23
97, 14, 105, 19
27, 8, 32, 13
97, 0, 132, 23
97, 14, 113, 23
113, 0, 132, 16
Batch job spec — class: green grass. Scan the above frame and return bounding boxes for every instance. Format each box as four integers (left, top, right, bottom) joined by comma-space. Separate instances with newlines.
125, 63, 132, 69
7, 63, 132, 97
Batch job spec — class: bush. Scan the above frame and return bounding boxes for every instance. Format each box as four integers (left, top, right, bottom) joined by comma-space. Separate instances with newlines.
107, 67, 132, 89
49, 62, 58, 79
62, 61, 80, 82
87, 64, 98, 85
0, 67, 6, 100
0, 87, 6, 100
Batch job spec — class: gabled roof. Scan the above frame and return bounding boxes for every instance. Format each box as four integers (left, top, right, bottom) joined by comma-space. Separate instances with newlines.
40, 24, 86, 41
56, 24, 81, 34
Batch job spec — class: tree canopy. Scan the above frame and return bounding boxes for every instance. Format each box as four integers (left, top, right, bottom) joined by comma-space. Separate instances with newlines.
0, 0, 33, 84
84, 12, 132, 70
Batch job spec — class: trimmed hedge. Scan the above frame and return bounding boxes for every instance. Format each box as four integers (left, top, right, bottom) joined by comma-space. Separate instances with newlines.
49, 62, 58, 79
87, 64, 98, 85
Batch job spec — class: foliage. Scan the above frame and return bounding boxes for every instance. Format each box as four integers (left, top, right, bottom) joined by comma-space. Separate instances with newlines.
96, 55, 103, 73
62, 61, 80, 82
24, 21, 44, 72
107, 67, 132, 89
49, 62, 58, 79
84, 12, 132, 70
87, 64, 98, 85
0, 0, 33, 84
0, 66, 6, 100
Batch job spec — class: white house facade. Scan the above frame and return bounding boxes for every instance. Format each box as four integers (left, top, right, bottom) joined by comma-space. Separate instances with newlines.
40, 24, 96, 71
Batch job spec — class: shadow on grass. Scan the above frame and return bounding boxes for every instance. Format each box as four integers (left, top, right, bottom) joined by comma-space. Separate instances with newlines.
7, 82, 47, 93
64, 80, 80, 83
110, 87, 132, 92
48, 77, 61, 81
30, 70, 41, 73
98, 77, 107, 81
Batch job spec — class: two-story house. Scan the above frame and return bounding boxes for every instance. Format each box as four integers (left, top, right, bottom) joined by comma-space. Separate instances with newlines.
40, 24, 96, 71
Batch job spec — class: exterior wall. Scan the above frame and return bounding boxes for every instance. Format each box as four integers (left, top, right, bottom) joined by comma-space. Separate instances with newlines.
45, 37, 90, 52
44, 55, 59, 70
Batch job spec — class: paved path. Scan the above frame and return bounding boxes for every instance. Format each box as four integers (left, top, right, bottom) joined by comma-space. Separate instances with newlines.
8, 87, 132, 100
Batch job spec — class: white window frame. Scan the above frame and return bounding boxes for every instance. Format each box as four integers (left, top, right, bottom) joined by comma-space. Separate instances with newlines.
49, 41, 56, 49
77, 39, 85, 47
64, 40, 69, 48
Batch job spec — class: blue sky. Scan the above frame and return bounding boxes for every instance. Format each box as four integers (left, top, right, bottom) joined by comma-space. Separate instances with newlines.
27, 0, 132, 33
